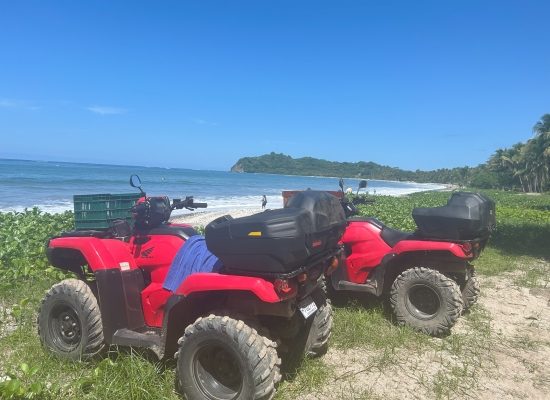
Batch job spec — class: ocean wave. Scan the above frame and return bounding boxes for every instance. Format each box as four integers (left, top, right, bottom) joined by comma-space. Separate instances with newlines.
0, 185, 445, 215
0, 201, 73, 214
0, 160, 447, 214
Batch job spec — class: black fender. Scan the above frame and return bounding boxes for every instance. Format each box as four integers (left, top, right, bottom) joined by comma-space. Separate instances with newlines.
46, 246, 87, 276
161, 290, 294, 359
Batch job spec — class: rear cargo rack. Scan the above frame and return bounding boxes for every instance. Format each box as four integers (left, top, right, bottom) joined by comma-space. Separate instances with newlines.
412, 234, 490, 244
223, 247, 343, 280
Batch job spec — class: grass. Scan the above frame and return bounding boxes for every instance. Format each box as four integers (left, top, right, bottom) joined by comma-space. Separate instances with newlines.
331, 301, 432, 351
0, 302, 179, 399
1, 189, 549, 399
307, 302, 495, 400
274, 358, 332, 400
276, 189, 549, 399
429, 306, 493, 398
514, 261, 550, 288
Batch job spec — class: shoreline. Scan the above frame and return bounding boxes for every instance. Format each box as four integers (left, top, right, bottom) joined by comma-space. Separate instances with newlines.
0, 185, 457, 218
170, 207, 260, 227
238, 170, 448, 187
1, 159, 450, 213
169, 184, 459, 227
170, 187, 460, 227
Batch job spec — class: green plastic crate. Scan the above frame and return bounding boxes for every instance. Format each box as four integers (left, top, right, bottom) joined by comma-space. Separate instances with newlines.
73, 192, 141, 230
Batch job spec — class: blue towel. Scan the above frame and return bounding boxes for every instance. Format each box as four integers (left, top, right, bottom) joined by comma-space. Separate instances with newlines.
163, 235, 223, 292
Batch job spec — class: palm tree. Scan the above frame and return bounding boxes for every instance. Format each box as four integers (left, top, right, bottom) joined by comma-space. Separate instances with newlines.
532, 114, 550, 191
489, 143, 528, 191
533, 114, 550, 137
485, 114, 550, 192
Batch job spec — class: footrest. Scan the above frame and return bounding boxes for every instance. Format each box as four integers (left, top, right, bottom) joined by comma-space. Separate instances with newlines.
112, 328, 161, 348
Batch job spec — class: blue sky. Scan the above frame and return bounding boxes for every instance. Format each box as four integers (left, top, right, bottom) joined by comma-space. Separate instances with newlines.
1, 1, 549, 171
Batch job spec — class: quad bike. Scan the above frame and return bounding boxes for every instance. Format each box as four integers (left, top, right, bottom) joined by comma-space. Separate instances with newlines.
38, 175, 346, 400
324, 179, 495, 336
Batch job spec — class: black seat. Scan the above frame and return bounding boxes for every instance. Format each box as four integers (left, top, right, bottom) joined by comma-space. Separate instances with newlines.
137, 224, 199, 241
349, 216, 414, 247
380, 226, 414, 247
348, 216, 384, 230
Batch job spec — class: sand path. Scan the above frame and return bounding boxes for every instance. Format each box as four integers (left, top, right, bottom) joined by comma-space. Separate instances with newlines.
170, 208, 261, 227
300, 272, 550, 399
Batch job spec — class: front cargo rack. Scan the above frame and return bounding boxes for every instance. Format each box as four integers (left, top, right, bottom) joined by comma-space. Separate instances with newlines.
73, 193, 141, 230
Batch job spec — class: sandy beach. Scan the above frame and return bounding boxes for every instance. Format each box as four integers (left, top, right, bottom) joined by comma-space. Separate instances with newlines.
168, 184, 454, 227
170, 207, 261, 227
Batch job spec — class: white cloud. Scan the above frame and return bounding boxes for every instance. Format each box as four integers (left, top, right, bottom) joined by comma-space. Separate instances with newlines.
194, 118, 218, 126
0, 98, 40, 110
87, 105, 127, 115
0, 99, 18, 107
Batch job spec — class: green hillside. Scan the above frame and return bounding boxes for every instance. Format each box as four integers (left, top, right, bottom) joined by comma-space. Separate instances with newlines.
231, 152, 481, 186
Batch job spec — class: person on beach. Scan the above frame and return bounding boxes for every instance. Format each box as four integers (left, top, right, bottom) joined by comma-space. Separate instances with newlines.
261, 195, 267, 209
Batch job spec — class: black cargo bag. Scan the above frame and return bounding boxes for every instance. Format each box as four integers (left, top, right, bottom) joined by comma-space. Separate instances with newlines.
205, 191, 346, 275
412, 192, 495, 240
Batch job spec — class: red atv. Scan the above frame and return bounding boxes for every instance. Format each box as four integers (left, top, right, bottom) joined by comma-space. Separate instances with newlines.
325, 179, 495, 336
38, 175, 346, 399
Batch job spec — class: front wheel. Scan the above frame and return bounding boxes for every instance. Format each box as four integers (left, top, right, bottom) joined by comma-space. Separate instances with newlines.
37, 279, 105, 360
175, 314, 280, 400
389, 267, 463, 337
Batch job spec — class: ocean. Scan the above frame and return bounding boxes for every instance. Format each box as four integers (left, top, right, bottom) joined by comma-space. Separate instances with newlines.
0, 159, 445, 214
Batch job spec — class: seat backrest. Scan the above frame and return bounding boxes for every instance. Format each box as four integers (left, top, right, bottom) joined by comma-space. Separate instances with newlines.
110, 219, 132, 239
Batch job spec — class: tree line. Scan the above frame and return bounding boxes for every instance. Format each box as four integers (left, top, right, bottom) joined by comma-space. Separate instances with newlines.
231, 114, 550, 193
485, 114, 550, 192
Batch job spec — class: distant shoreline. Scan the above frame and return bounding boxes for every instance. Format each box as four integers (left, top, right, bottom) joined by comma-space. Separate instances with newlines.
233, 170, 450, 187
0, 158, 450, 213
0, 157, 460, 187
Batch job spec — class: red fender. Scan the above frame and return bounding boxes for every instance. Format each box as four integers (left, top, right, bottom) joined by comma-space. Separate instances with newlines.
342, 221, 392, 271
174, 273, 281, 303
141, 274, 281, 327
48, 237, 137, 271
392, 240, 468, 258
341, 220, 470, 283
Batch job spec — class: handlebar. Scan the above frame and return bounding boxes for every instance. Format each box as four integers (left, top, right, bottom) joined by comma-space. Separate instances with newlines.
171, 196, 208, 211
341, 196, 376, 218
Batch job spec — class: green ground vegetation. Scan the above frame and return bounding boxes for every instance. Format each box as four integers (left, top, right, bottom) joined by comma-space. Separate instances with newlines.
1, 189, 549, 399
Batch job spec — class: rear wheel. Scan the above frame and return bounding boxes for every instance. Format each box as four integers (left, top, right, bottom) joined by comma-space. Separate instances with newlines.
460, 269, 480, 312
321, 276, 350, 305
304, 285, 333, 358
37, 279, 104, 360
389, 267, 463, 336
175, 314, 280, 400
276, 286, 333, 372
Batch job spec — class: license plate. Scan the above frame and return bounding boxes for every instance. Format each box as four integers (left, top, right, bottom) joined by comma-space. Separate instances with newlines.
299, 298, 318, 319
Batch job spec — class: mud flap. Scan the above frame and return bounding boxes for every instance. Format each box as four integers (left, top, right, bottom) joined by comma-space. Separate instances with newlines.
95, 269, 145, 342
298, 296, 318, 319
